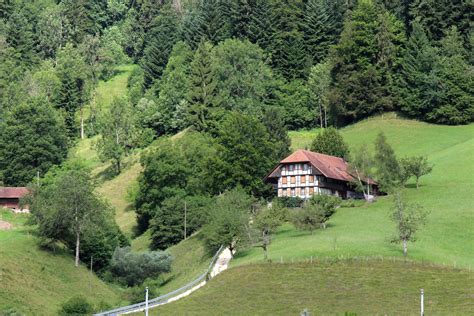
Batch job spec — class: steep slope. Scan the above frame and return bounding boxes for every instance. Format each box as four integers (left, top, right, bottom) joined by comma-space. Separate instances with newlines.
0, 210, 124, 315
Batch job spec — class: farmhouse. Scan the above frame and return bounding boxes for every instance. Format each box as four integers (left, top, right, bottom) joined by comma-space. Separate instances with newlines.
0, 187, 29, 212
265, 150, 377, 199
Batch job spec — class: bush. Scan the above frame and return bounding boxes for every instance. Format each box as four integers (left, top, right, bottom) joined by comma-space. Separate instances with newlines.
275, 196, 305, 208
58, 295, 93, 315
109, 247, 172, 286
125, 278, 162, 304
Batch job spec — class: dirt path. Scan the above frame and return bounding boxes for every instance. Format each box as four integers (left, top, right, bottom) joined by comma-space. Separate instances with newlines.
0, 220, 13, 230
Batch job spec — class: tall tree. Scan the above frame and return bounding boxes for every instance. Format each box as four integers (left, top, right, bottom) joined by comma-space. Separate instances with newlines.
29, 168, 113, 267
155, 42, 193, 134
247, 0, 275, 51
202, 187, 254, 255
96, 97, 136, 174
308, 61, 331, 128
303, 0, 347, 65
0, 98, 68, 186
55, 43, 91, 137
187, 41, 218, 132
212, 39, 274, 116
6, 9, 38, 67
310, 127, 349, 159
431, 27, 474, 125
374, 132, 400, 191
262, 107, 291, 161
214, 112, 278, 196
142, 6, 180, 88
270, 0, 307, 79
397, 21, 440, 121
329, 1, 403, 125
349, 144, 375, 200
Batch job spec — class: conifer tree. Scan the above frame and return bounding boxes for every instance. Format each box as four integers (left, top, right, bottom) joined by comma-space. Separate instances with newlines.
329, 0, 401, 125
6, 10, 37, 67
187, 41, 218, 132
142, 6, 180, 88
397, 21, 441, 120
271, 0, 307, 79
430, 27, 474, 124
247, 0, 275, 51
303, 0, 347, 65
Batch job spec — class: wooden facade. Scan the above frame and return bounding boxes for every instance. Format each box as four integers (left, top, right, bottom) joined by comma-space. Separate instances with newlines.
265, 150, 377, 200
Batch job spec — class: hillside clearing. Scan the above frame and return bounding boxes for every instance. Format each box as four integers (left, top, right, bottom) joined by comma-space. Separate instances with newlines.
235, 115, 474, 268
150, 260, 473, 315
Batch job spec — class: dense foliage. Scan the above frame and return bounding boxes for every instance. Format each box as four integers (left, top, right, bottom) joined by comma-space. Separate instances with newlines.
109, 247, 172, 286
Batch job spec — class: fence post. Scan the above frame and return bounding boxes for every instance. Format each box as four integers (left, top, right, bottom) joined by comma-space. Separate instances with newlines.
420, 289, 424, 316
145, 287, 149, 316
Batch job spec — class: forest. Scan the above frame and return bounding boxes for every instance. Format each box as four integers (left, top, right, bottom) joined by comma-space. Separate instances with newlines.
0, 0, 473, 310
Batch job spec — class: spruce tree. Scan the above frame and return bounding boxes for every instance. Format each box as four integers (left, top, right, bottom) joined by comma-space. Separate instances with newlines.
6, 10, 38, 67
187, 41, 218, 132
303, 0, 347, 65
430, 27, 474, 124
329, 0, 401, 125
397, 21, 441, 120
247, 0, 275, 51
271, 0, 307, 79
142, 6, 180, 88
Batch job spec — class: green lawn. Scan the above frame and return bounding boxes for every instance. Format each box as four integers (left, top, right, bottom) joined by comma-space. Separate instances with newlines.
151, 260, 473, 315
0, 210, 124, 315
234, 114, 474, 268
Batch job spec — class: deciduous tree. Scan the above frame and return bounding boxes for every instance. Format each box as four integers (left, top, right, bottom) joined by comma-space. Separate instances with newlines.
310, 127, 349, 159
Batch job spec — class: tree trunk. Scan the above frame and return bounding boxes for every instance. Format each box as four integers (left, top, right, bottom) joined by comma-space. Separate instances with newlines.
324, 106, 327, 128
116, 158, 121, 174
80, 107, 85, 139
402, 239, 407, 257
416, 177, 419, 189
75, 230, 80, 267
263, 245, 268, 261
322, 222, 326, 229
319, 103, 323, 129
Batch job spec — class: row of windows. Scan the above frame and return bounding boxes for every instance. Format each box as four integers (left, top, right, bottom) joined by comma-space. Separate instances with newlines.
281, 163, 310, 172
281, 175, 316, 185
279, 187, 315, 197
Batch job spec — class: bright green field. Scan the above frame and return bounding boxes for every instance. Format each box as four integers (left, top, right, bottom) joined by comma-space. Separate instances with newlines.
0, 210, 124, 315
234, 114, 474, 268
151, 260, 473, 315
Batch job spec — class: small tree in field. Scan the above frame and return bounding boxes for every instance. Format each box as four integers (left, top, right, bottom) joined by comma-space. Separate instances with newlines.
390, 192, 429, 257
349, 144, 375, 201
310, 127, 349, 159
399, 156, 433, 188
374, 132, 401, 191
308, 195, 341, 229
252, 202, 287, 260
202, 188, 253, 255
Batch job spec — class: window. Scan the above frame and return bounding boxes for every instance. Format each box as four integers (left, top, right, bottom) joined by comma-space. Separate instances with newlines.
303, 164, 308, 171
282, 189, 287, 197
289, 164, 294, 171
291, 188, 295, 197
278, 189, 282, 196
281, 166, 286, 172
309, 175, 314, 183
309, 187, 314, 195
296, 188, 300, 196
287, 188, 291, 196
290, 176, 296, 184
282, 177, 287, 184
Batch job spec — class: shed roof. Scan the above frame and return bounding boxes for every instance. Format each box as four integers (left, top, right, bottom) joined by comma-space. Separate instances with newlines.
0, 187, 29, 199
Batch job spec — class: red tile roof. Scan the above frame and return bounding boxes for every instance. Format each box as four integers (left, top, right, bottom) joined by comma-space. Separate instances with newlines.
270, 150, 377, 185
0, 187, 29, 199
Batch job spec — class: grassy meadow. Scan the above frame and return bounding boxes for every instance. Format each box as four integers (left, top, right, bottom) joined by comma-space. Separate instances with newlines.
150, 260, 473, 315
234, 114, 474, 268
0, 210, 124, 315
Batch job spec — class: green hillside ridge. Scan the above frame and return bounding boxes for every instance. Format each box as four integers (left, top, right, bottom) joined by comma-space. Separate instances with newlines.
0, 210, 124, 315
149, 260, 473, 315
234, 114, 474, 268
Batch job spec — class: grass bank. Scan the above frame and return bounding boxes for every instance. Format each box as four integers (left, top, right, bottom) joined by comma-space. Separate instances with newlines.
151, 260, 473, 315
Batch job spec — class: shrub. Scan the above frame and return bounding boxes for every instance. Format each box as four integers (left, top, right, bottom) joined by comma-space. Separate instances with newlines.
109, 247, 172, 286
275, 196, 304, 208
58, 295, 93, 315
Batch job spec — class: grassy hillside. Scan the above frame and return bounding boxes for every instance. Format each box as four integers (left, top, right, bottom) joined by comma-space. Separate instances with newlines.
151, 260, 473, 315
233, 114, 473, 268
0, 210, 124, 315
